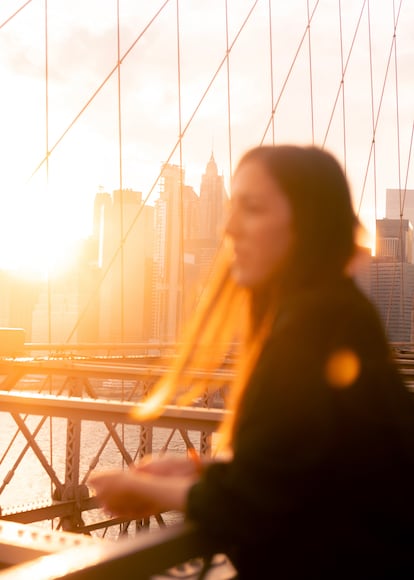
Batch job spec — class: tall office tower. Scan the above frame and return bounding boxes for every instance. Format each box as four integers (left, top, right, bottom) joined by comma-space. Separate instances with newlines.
181, 153, 228, 294
386, 188, 414, 222
152, 164, 188, 342
97, 188, 154, 343
182, 184, 200, 241
367, 218, 414, 343
369, 261, 414, 343
376, 218, 413, 263
199, 152, 227, 243
92, 191, 112, 269
385, 188, 414, 257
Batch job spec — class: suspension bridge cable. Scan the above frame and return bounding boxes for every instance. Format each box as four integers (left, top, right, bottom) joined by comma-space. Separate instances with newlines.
307, 0, 315, 144
365, 0, 406, 339
367, 0, 378, 229
0, 0, 33, 31
116, 0, 126, 454
43, 0, 55, 508
356, 0, 403, 215
392, 0, 406, 336
225, 0, 233, 178
41, 0, 52, 344
322, 0, 367, 149
401, 122, 414, 212
367, 0, 392, 330
116, 0, 125, 348
260, 0, 321, 144
338, 0, 347, 173
176, 0, 185, 340
267, 0, 275, 144
393, 0, 403, 216
27, 0, 172, 183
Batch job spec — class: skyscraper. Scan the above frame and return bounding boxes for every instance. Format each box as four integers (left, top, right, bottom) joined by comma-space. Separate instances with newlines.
185, 153, 228, 290
199, 152, 227, 243
386, 188, 414, 223
152, 164, 185, 342
376, 218, 412, 263
385, 188, 414, 258
368, 217, 414, 343
95, 188, 154, 343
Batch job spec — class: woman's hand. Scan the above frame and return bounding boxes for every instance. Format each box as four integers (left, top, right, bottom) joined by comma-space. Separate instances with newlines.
89, 469, 160, 519
89, 457, 201, 520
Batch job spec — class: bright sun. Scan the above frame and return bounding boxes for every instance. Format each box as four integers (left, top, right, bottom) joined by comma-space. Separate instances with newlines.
0, 187, 82, 279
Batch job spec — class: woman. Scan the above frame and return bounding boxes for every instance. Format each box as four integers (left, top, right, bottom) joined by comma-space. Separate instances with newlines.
90, 145, 414, 579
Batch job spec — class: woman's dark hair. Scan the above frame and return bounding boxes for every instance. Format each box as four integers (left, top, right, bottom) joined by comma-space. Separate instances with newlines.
237, 145, 358, 289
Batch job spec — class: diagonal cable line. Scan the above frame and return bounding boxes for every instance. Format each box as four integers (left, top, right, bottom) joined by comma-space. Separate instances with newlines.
260, 0, 321, 144
357, 0, 403, 215
0, 0, 33, 31
322, 0, 368, 149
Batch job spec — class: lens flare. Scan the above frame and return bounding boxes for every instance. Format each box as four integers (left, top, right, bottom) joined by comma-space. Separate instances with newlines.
325, 349, 360, 389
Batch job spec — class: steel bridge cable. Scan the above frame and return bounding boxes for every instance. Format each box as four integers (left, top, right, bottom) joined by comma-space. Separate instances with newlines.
393, 0, 402, 216
392, 0, 406, 336
63, 0, 261, 344
43, 0, 55, 506
307, 0, 315, 144
116, 0, 125, 350
0, 0, 33, 31
365, 0, 405, 337
267, 0, 275, 144
389, 0, 407, 337
338, 0, 347, 173
41, 0, 52, 345
27, 0, 173, 183
225, 0, 233, 178
356, 0, 403, 215
356, 1, 404, 338
115, 0, 127, 462
367, 0, 378, 232
322, 0, 367, 150
176, 0, 185, 340
260, 0, 321, 145
401, 122, 414, 213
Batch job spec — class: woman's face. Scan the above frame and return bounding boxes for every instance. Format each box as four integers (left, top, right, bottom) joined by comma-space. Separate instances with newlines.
225, 160, 295, 288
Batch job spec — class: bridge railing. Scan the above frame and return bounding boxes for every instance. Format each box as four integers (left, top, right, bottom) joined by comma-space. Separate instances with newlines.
0, 518, 236, 579
0, 354, 230, 537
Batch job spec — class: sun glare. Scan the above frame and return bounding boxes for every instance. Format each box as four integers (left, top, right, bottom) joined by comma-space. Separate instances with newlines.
0, 187, 81, 279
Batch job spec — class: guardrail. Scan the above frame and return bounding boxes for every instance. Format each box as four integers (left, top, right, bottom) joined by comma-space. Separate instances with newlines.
0, 519, 235, 579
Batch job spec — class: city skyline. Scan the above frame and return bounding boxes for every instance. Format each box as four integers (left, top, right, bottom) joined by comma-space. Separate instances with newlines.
0, 155, 228, 344
2, 165, 414, 346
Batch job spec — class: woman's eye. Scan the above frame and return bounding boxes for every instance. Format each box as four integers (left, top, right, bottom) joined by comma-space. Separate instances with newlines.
242, 202, 263, 214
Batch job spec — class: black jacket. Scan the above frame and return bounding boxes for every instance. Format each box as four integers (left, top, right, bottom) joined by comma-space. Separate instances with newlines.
186, 277, 414, 579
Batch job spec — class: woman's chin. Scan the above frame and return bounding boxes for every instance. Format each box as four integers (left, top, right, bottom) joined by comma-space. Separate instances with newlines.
230, 265, 255, 288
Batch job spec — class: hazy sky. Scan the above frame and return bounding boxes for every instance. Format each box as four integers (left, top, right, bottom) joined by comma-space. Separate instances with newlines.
0, 0, 412, 273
